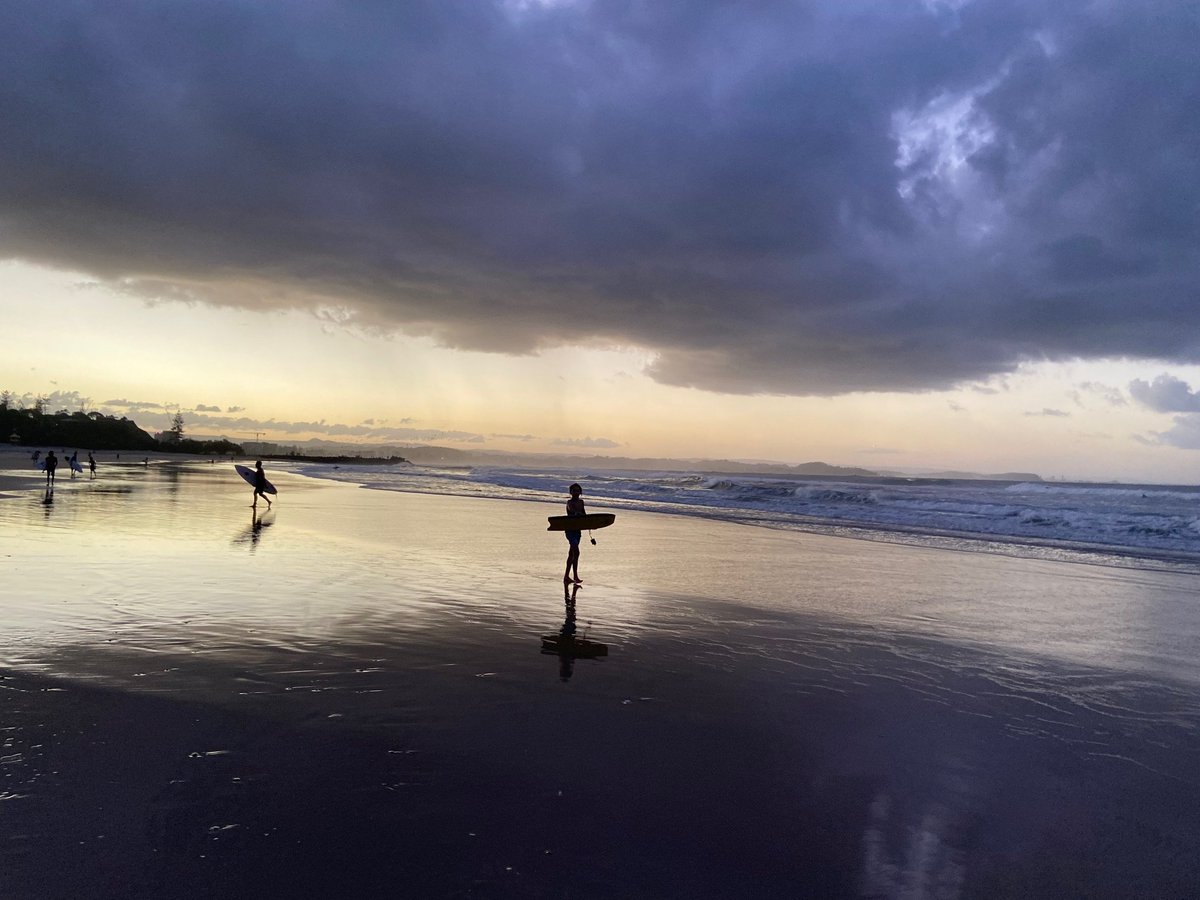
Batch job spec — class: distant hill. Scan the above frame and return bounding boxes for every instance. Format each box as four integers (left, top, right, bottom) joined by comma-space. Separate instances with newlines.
397, 445, 880, 477
207, 437, 882, 476
877, 469, 1044, 482
2, 405, 242, 455
187, 434, 1043, 481
3, 406, 157, 451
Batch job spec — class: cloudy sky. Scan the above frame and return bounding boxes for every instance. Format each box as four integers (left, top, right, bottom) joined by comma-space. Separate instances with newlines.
2, 0, 1198, 480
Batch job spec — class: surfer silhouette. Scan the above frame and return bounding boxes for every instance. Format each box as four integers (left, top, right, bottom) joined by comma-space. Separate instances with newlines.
563, 482, 585, 585
88, 452, 96, 477
252, 460, 273, 509
44, 450, 58, 485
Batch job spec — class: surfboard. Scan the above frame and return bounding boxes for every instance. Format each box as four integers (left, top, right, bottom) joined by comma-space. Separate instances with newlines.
69, 459, 83, 473
235, 464, 277, 495
541, 634, 608, 658
547, 513, 615, 532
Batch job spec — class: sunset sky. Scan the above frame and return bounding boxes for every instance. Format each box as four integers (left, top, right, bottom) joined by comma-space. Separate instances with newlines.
2, 1, 1198, 482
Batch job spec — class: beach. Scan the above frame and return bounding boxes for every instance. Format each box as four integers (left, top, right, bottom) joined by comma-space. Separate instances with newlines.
3, 459, 1200, 898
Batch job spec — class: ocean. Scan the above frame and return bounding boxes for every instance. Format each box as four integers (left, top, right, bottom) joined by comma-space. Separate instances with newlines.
292, 462, 1200, 573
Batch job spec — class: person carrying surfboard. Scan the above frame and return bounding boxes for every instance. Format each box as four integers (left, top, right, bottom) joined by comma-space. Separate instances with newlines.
252, 460, 273, 509
563, 483, 585, 585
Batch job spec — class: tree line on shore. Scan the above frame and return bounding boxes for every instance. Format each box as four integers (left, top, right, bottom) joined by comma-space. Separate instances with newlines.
0, 395, 243, 456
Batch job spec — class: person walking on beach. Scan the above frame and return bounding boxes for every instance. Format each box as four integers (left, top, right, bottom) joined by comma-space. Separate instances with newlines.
563, 482, 585, 585
68, 450, 79, 479
252, 459, 272, 509
44, 450, 57, 486
88, 452, 97, 478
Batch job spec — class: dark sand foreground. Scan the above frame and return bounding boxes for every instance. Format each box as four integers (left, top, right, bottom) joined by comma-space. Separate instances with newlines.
3, 462, 1200, 898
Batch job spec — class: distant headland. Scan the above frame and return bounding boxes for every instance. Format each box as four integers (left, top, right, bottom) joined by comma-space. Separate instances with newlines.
1, 401, 240, 456
1, 397, 1040, 481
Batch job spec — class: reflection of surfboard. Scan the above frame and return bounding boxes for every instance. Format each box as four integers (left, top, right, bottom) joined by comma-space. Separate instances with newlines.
235, 464, 277, 495
547, 513, 615, 531
541, 634, 608, 658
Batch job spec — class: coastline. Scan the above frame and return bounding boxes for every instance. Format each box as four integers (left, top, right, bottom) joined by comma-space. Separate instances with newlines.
3, 463, 1200, 897
293, 460, 1200, 575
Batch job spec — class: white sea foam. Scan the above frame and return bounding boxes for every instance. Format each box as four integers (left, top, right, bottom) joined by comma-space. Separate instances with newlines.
292, 463, 1200, 572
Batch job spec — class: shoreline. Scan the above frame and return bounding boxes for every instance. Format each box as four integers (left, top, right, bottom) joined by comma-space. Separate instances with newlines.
5, 447, 1199, 576
292, 462, 1200, 576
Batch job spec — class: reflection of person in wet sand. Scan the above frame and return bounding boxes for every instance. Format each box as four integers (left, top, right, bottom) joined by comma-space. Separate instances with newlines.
557, 584, 579, 680
563, 482, 585, 585
542, 583, 607, 681
252, 460, 273, 509
234, 509, 273, 551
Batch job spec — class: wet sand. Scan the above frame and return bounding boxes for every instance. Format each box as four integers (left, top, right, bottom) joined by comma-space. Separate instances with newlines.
3, 462, 1200, 898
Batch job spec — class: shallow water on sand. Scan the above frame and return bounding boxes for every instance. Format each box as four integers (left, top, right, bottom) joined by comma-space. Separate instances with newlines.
3, 464, 1200, 898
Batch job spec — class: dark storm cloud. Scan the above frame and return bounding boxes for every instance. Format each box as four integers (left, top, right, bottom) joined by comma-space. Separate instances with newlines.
1, 0, 1198, 394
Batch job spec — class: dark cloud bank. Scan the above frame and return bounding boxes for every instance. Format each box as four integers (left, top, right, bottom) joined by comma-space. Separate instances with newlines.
1, 0, 1197, 394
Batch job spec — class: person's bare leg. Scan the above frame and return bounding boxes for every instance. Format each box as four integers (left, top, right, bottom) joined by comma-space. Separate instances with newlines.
564, 545, 581, 584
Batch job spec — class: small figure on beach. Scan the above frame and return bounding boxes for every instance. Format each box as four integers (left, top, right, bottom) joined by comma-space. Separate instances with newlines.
88, 452, 96, 477
68, 450, 79, 479
31, 449, 41, 464
563, 482, 585, 585
44, 450, 58, 485
252, 460, 273, 509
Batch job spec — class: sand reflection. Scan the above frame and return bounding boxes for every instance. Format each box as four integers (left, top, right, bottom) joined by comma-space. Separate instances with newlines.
232, 509, 275, 552
541, 583, 610, 680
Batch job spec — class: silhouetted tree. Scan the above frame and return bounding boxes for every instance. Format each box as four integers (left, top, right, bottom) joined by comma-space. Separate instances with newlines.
170, 411, 185, 439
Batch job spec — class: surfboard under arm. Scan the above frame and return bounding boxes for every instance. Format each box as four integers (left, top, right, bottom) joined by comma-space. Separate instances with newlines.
234, 464, 277, 495
547, 513, 615, 531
